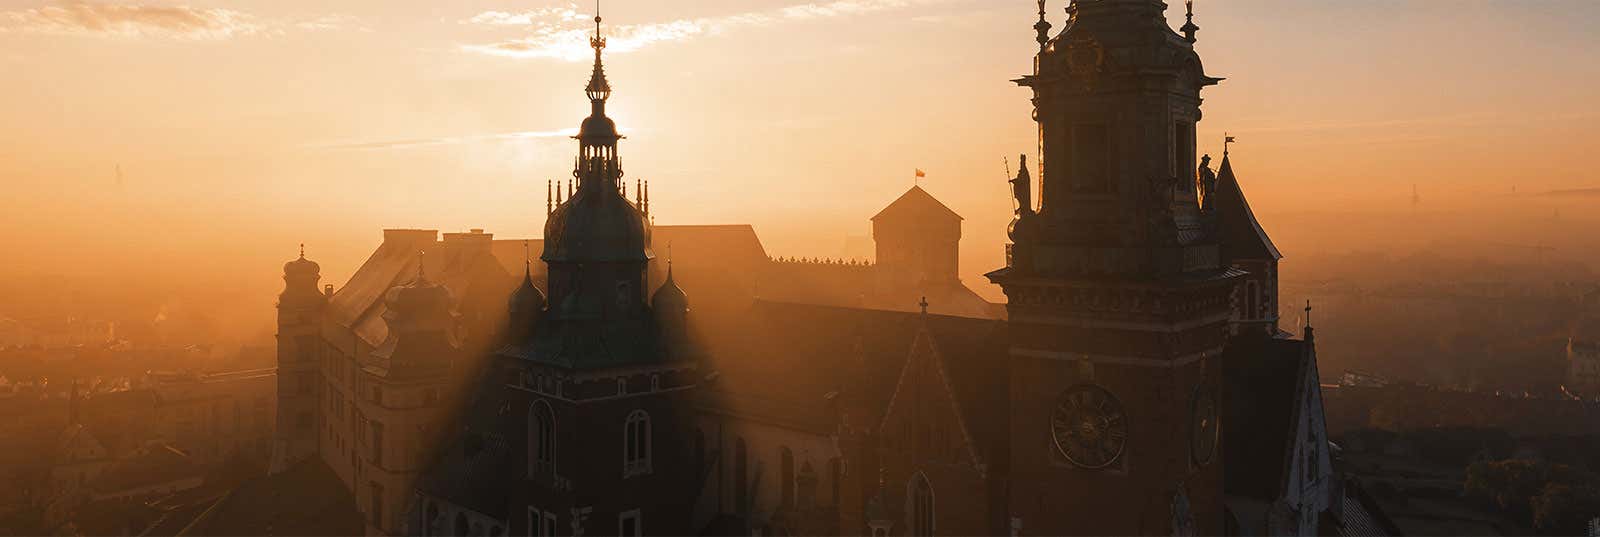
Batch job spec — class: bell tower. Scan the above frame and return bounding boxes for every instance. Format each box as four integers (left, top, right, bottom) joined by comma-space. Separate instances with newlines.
987, 0, 1235, 534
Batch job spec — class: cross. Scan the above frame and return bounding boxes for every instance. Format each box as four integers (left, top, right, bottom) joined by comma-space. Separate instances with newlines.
919, 296, 929, 314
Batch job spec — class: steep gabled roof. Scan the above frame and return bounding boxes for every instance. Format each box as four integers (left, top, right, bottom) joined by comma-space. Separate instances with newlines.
1222, 333, 1314, 501
1213, 155, 1283, 262
875, 314, 1006, 472
871, 186, 962, 223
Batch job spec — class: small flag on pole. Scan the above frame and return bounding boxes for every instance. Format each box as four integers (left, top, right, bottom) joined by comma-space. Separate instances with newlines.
915, 168, 926, 178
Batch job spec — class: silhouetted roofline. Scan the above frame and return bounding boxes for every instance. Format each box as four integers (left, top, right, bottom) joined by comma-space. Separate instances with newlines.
871, 185, 963, 222
1214, 155, 1283, 261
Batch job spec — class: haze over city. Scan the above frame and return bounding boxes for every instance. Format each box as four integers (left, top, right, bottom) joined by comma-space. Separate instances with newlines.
4, 1, 1600, 536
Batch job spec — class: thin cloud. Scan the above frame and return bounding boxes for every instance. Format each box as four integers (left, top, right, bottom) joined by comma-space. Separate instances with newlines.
461, 0, 954, 61
0, 3, 261, 40
0, 3, 365, 40
312, 129, 581, 152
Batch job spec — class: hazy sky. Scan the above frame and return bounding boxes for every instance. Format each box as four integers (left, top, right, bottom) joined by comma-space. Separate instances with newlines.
3, 0, 1597, 295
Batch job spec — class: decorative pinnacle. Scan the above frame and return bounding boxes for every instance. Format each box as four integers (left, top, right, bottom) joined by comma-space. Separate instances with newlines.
298, 243, 305, 259
1181, 0, 1200, 43
919, 296, 929, 314
523, 240, 531, 276
416, 250, 428, 282
1034, 0, 1052, 51
584, 0, 611, 103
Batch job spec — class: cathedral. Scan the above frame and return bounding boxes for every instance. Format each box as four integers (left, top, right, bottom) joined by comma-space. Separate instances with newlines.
271, 1, 1394, 535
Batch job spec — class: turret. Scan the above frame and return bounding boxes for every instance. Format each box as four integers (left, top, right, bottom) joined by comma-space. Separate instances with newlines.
508, 242, 547, 342
652, 257, 690, 353
271, 244, 326, 473
380, 258, 458, 379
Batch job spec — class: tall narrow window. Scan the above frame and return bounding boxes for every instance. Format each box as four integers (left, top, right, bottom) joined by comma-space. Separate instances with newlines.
735, 438, 749, 515
618, 509, 641, 537
623, 410, 651, 477
371, 421, 384, 465
1174, 121, 1193, 180
911, 474, 935, 537
1245, 281, 1261, 320
694, 429, 706, 481
541, 511, 557, 537
424, 502, 438, 537
529, 401, 556, 476
1073, 124, 1110, 193
780, 447, 795, 509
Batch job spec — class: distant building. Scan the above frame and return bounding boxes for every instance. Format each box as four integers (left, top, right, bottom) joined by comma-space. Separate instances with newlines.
1567, 288, 1600, 397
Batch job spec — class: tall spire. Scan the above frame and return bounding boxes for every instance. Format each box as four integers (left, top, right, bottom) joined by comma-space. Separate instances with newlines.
585, 1, 611, 105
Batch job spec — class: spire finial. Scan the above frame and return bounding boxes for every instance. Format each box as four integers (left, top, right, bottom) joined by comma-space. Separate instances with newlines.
585, 0, 611, 103
666, 241, 674, 278
1181, 0, 1199, 42
1223, 132, 1236, 156
1304, 300, 1312, 326
919, 296, 929, 314
547, 179, 553, 215
299, 243, 305, 259
1034, 0, 1052, 52
523, 240, 531, 276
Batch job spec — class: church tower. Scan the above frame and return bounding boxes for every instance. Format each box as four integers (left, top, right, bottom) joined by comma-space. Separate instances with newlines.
273, 245, 327, 473
986, 1, 1236, 534
503, 11, 695, 536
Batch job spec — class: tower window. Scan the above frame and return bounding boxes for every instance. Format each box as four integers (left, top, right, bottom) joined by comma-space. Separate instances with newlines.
623, 410, 652, 477
1245, 281, 1261, 320
529, 401, 556, 476
1073, 124, 1110, 193
1174, 121, 1194, 181
735, 438, 749, 515
618, 509, 641, 537
911, 473, 935, 536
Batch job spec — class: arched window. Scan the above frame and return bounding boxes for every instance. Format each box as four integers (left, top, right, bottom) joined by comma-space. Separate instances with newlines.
454, 513, 468, 537
910, 473, 935, 537
623, 410, 651, 477
735, 438, 749, 515
424, 502, 439, 537
528, 401, 555, 476
780, 447, 795, 509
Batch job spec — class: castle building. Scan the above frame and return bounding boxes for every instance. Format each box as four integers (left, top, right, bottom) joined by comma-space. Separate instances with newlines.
264, 2, 1391, 536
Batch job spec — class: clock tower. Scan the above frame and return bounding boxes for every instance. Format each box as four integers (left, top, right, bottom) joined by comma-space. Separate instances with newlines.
986, 0, 1235, 534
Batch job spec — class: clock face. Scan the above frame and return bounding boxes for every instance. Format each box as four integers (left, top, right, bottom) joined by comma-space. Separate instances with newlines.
1051, 385, 1127, 469
1191, 385, 1219, 465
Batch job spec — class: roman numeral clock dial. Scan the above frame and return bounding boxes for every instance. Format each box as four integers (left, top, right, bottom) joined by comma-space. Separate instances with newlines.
1051, 384, 1127, 469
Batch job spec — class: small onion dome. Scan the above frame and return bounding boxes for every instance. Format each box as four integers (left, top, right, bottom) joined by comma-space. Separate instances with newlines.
284, 253, 320, 277
508, 269, 546, 315
578, 113, 618, 142
383, 273, 452, 326
652, 263, 689, 315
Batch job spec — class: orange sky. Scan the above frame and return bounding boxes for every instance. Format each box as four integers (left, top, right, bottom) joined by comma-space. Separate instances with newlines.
3, 0, 1597, 304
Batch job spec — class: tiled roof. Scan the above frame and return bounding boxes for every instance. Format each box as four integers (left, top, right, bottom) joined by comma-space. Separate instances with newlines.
872, 186, 962, 223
